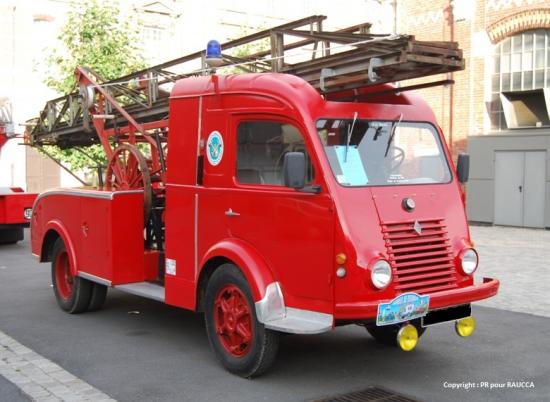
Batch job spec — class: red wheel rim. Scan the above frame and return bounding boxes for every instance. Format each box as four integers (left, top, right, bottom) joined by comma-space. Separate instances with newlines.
214, 284, 254, 357
54, 250, 73, 300
104, 144, 152, 222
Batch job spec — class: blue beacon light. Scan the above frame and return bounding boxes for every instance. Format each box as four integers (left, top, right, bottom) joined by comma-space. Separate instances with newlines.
205, 40, 223, 67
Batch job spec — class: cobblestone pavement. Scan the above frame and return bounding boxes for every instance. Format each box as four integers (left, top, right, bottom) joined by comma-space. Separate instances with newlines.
0, 331, 116, 402
471, 225, 550, 318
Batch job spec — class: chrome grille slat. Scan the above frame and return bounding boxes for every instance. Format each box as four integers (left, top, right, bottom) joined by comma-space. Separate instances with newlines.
392, 243, 451, 253
382, 218, 458, 294
393, 250, 453, 261
396, 263, 455, 275
397, 270, 456, 282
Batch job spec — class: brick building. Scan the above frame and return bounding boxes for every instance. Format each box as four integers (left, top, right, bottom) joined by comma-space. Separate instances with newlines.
398, 0, 550, 228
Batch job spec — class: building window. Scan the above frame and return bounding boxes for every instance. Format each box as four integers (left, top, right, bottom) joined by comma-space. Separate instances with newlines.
142, 26, 166, 63
490, 29, 550, 130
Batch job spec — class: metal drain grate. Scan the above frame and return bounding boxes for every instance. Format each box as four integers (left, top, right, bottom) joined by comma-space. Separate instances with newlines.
311, 386, 420, 402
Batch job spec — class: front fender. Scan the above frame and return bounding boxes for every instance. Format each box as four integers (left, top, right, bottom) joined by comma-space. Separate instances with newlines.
201, 238, 276, 302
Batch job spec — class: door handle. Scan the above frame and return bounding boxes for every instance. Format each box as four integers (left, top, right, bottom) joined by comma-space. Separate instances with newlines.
225, 208, 240, 217
519, 185, 523, 193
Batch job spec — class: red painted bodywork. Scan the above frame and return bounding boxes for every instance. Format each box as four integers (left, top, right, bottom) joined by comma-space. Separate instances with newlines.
31, 189, 148, 284
0, 188, 36, 226
0, 133, 38, 229
31, 73, 499, 324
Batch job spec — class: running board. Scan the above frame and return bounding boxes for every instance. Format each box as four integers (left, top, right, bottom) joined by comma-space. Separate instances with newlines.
115, 282, 165, 302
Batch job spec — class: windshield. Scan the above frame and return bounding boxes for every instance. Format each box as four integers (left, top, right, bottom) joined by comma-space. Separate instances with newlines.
317, 119, 452, 186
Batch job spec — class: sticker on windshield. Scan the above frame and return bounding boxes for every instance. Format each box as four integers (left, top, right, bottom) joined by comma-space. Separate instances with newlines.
376, 292, 430, 326
333, 146, 368, 186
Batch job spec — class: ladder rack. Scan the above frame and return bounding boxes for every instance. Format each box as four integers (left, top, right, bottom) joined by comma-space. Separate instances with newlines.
29, 15, 464, 149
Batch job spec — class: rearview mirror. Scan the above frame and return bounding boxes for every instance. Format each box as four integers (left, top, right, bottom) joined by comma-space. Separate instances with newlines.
283, 152, 306, 189
456, 153, 470, 183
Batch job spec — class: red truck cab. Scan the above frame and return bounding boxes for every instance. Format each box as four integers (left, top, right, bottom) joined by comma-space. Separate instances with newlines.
31, 73, 499, 377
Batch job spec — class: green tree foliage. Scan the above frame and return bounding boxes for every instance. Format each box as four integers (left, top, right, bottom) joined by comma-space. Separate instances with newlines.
42, 0, 146, 174
45, 0, 145, 94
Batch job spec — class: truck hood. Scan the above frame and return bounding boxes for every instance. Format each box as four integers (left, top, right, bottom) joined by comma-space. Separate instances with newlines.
368, 183, 471, 294
332, 182, 471, 301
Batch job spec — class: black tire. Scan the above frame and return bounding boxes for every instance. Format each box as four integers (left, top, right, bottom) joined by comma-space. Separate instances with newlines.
0, 227, 23, 244
87, 283, 108, 312
204, 263, 279, 378
366, 318, 426, 346
51, 238, 92, 314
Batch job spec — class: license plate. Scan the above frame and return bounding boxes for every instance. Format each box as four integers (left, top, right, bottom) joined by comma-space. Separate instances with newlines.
376, 292, 430, 326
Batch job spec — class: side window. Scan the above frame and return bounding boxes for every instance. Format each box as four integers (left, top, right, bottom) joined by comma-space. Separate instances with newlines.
236, 121, 315, 185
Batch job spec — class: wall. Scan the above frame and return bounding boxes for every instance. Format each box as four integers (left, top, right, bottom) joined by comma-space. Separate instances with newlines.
467, 131, 550, 228
398, 0, 550, 159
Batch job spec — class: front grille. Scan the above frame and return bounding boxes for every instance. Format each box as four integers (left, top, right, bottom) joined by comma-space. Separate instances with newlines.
381, 218, 458, 294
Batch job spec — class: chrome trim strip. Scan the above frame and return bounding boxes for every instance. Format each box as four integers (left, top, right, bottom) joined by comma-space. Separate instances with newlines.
77, 272, 112, 287
255, 282, 285, 322
255, 282, 334, 334
34, 188, 143, 204
264, 307, 333, 334
194, 193, 199, 280
196, 95, 203, 157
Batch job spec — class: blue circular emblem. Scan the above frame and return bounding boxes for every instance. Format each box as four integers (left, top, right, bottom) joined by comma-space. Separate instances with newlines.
206, 131, 224, 166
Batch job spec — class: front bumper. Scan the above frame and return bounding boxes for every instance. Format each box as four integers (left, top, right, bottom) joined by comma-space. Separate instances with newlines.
335, 277, 500, 320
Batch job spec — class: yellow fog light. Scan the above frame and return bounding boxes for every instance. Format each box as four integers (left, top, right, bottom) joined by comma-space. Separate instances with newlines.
335, 253, 347, 265
397, 324, 418, 351
455, 316, 476, 337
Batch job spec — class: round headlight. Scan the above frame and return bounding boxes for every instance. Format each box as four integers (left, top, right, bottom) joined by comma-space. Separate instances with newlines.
371, 259, 392, 289
24, 208, 33, 220
460, 248, 478, 275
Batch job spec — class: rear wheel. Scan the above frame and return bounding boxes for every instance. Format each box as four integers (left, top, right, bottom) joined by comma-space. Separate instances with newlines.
204, 264, 279, 378
51, 238, 92, 314
366, 319, 426, 346
0, 227, 23, 244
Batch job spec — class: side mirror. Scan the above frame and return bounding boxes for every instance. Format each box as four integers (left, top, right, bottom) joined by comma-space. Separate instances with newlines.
283, 152, 306, 189
456, 153, 470, 184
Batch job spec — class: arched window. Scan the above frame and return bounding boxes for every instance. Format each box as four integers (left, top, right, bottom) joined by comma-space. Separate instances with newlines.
490, 29, 550, 130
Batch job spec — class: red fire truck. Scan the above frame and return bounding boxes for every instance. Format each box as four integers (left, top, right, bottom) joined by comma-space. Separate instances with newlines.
29, 17, 498, 377
0, 99, 36, 244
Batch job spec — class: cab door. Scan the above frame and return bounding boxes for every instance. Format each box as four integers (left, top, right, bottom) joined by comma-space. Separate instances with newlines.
223, 116, 334, 312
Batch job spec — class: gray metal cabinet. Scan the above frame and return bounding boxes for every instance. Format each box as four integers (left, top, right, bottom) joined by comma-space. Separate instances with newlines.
494, 151, 546, 228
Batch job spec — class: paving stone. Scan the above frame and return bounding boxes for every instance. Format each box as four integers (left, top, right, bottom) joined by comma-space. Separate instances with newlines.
0, 330, 117, 401
472, 225, 550, 318
37, 396, 62, 402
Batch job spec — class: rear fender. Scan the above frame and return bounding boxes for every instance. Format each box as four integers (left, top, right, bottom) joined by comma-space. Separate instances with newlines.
42, 220, 78, 277
200, 238, 276, 301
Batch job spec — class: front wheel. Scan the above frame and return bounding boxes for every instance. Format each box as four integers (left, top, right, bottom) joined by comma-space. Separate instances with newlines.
51, 238, 92, 314
366, 319, 426, 346
204, 264, 279, 378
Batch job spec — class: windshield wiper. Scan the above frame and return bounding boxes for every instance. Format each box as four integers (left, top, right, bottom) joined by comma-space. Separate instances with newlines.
384, 113, 403, 157
345, 111, 358, 162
